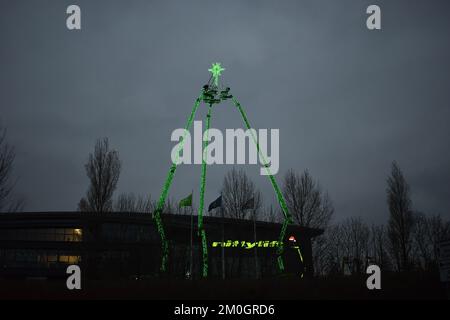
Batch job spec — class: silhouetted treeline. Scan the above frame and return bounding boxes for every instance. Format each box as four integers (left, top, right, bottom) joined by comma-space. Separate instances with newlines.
76, 138, 449, 277
313, 162, 450, 276
0, 123, 24, 212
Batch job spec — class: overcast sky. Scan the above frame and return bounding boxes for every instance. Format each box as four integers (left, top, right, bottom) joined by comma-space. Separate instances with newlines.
1, 0, 449, 224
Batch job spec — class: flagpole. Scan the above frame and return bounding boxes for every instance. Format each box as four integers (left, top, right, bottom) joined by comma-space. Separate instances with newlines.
253, 207, 259, 279
190, 190, 193, 279
221, 193, 225, 280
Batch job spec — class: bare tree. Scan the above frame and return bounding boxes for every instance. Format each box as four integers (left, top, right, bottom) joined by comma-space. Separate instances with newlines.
318, 221, 390, 276
412, 212, 432, 270
340, 217, 370, 274
387, 161, 414, 272
412, 212, 450, 271
321, 224, 345, 275
164, 197, 178, 214
0, 126, 24, 212
282, 169, 333, 229
220, 167, 262, 278
282, 169, 334, 277
78, 138, 121, 212
370, 224, 390, 270
311, 229, 332, 276
426, 214, 450, 263
264, 205, 279, 223
221, 167, 262, 220
114, 193, 154, 213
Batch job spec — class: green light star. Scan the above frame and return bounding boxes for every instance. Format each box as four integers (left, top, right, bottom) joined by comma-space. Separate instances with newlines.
208, 62, 225, 86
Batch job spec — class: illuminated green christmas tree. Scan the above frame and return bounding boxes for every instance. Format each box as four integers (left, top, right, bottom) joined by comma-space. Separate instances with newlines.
153, 63, 298, 278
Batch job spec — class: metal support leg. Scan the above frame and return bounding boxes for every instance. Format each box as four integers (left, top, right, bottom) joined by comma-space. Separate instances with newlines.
198, 104, 213, 278
231, 97, 295, 273
153, 94, 203, 273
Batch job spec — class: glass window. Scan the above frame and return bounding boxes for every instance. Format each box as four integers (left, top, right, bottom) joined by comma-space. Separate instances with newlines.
0, 228, 82, 242
74, 229, 82, 241
68, 256, 80, 264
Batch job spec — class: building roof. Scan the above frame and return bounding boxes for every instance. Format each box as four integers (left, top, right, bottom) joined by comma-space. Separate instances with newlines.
0, 211, 324, 239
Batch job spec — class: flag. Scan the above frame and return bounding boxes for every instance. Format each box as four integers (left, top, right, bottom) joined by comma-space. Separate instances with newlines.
241, 197, 254, 210
208, 195, 222, 212
179, 193, 192, 208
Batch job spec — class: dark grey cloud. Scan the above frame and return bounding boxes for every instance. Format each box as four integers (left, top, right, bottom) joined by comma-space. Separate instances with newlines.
1, 0, 449, 223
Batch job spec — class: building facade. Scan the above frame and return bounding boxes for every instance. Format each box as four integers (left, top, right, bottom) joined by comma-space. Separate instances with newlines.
0, 212, 322, 280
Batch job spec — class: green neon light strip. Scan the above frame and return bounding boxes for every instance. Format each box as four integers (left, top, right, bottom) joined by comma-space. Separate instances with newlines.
293, 246, 304, 278
201, 229, 208, 277
231, 97, 294, 272
296, 247, 304, 263
153, 94, 203, 273
198, 104, 213, 278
